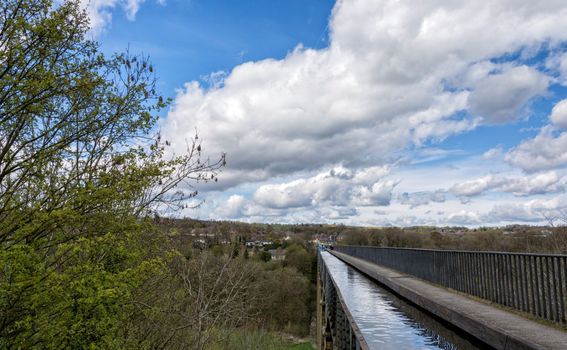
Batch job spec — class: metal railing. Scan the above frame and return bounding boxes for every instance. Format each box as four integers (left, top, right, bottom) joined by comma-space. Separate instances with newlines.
319, 251, 368, 350
335, 245, 567, 325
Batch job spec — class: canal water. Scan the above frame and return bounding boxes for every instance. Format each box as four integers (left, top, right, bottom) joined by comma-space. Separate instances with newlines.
321, 251, 493, 350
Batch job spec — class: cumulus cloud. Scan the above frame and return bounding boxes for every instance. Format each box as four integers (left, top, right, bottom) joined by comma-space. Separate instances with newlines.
561, 54, 567, 85
254, 179, 325, 209
483, 146, 503, 160
546, 52, 567, 85
316, 207, 359, 221
447, 210, 482, 225
399, 190, 446, 208
450, 171, 564, 197
253, 171, 345, 209
550, 99, 567, 129
500, 171, 564, 196
467, 65, 549, 124
451, 175, 505, 197
252, 165, 395, 209
484, 197, 567, 223
162, 0, 567, 192
78, 0, 158, 34
504, 98, 567, 172
215, 195, 246, 218
505, 126, 567, 172
353, 180, 399, 206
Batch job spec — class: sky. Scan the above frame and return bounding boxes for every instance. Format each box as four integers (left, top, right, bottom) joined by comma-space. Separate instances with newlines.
87, 0, 567, 227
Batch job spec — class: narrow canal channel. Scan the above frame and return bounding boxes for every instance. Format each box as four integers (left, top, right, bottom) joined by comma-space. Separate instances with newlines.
321, 251, 494, 350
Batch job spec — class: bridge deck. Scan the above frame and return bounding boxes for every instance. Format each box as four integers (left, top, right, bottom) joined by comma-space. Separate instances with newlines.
331, 250, 567, 350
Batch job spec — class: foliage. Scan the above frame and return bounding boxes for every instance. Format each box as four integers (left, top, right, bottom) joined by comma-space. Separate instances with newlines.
254, 266, 312, 336
284, 244, 315, 278
0, 0, 223, 348
257, 250, 272, 262
121, 248, 314, 349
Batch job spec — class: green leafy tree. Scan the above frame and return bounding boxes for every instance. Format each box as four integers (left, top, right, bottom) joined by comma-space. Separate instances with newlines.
283, 244, 314, 278
0, 0, 224, 348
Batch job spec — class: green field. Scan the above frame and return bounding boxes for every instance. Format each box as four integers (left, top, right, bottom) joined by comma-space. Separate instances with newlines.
209, 330, 315, 350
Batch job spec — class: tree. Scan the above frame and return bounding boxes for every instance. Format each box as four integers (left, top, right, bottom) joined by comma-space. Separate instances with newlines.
127, 252, 259, 350
0, 0, 224, 347
255, 267, 312, 336
284, 243, 313, 277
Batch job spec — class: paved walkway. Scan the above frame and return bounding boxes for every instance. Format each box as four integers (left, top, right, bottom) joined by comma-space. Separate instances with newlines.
330, 251, 567, 350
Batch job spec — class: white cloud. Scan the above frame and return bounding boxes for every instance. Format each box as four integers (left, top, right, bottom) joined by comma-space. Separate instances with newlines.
505, 126, 567, 172
467, 65, 549, 124
451, 175, 505, 197
484, 196, 567, 223
354, 180, 399, 206
316, 207, 359, 221
215, 195, 246, 218
79, 0, 157, 34
252, 165, 394, 209
483, 146, 503, 160
545, 52, 567, 85
399, 190, 446, 208
154, 0, 567, 225
253, 180, 315, 209
162, 0, 567, 193
561, 54, 567, 85
504, 99, 567, 172
447, 210, 482, 225
352, 166, 391, 185
123, 0, 145, 20
500, 171, 564, 196
550, 99, 567, 129
450, 171, 564, 197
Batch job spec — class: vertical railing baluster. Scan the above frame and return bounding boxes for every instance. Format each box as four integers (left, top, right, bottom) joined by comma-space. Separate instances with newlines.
545, 257, 553, 322
540, 256, 548, 320
469, 253, 474, 297
463, 252, 472, 294
496, 254, 506, 305
472, 252, 478, 296
449, 252, 457, 290
512, 254, 519, 310
535, 256, 543, 318
551, 257, 560, 323
460, 252, 466, 293
530, 255, 538, 317
520, 255, 528, 313
557, 257, 567, 324
482, 253, 490, 299
490, 253, 498, 304
502, 254, 508, 306
473, 253, 480, 298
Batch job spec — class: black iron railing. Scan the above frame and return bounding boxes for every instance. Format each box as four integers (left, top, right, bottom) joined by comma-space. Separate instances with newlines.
335, 246, 567, 325
319, 251, 368, 350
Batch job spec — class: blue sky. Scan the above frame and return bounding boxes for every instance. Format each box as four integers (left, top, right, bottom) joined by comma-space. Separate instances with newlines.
88, 0, 567, 227
98, 0, 335, 95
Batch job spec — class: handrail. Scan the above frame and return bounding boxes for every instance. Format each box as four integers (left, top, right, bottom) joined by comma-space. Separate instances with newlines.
338, 245, 567, 258
335, 245, 567, 325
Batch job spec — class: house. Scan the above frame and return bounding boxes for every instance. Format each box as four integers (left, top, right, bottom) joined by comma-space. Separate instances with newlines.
269, 249, 286, 261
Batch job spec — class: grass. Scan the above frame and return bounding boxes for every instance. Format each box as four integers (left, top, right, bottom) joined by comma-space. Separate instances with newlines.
208, 330, 315, 350
287, 342, 316, 349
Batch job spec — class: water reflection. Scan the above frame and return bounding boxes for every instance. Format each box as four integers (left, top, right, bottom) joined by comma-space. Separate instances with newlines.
321, 252, 490, 350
